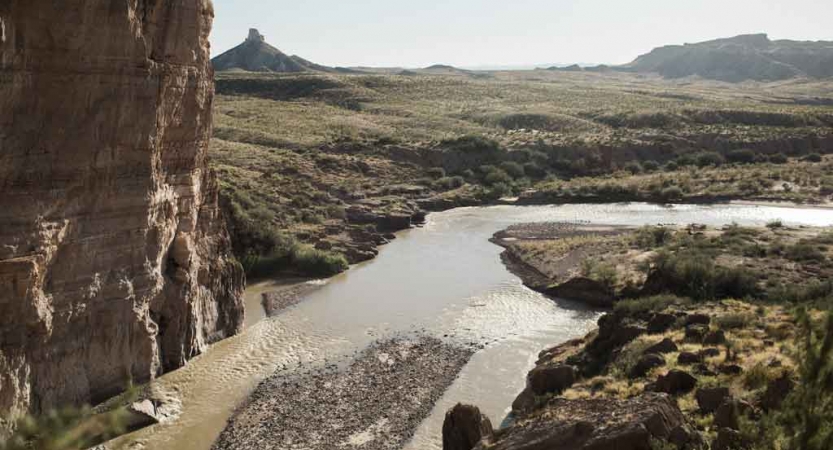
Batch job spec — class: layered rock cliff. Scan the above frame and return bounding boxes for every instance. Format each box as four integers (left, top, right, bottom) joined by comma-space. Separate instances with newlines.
0, 0, 244, 428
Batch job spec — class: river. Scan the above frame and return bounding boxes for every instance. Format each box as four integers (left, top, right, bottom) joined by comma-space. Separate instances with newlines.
118, 203, 833, 450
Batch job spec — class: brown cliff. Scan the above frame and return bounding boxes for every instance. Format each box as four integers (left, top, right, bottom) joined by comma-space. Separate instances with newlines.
0, 0, 244, 427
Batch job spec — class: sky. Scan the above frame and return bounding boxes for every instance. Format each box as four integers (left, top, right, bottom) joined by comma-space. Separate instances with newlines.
211, 0, 832, 68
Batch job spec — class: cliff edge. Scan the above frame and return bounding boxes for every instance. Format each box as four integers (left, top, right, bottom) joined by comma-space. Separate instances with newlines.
0, 0, 244, 427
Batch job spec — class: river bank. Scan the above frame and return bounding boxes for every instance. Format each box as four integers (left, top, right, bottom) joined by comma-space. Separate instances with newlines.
446, 222, 833, 449
109, 204, 833, 450
212, 337, 475, 450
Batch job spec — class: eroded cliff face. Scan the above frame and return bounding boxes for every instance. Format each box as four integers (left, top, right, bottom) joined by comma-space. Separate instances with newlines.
0, 0, 244, 427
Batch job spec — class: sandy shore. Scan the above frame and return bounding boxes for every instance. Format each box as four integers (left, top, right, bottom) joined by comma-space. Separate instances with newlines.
212, 337, 475, 450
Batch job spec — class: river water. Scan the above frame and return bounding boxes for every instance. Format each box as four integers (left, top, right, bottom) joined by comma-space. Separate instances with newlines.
120, 203, 833, 450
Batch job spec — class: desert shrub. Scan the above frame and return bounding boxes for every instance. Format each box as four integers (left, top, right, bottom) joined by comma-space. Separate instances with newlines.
768, 280, 833, 304
522, 162, 546, 178
766, 220, 784, 229
695, 151, 726, 168
659, 186, 684, 203
786, 242, 826, 263
441, 135, 502, 154
642, 160, 660, 172
590, 263, 618, 292
462, 169, 475, 179
500, 161, 526, 178
649, 250, 758, 301
483, 168, 512, 186
663, 161, 679, 171
613, 295, 687, 316
716, 312, 756, 330
633, 226, 673, 249
768, 153, 789, 164
623, 161, 643, 174
486, 182, 513, 199
433, 176, 465, 191
291, 245, 349, 277
803, 153, 823, 163
742, 363, 773, 390
427, 167, 446, 179
820, 178, 833, 195
727, 148, 757, 164
300, 210, 324, 224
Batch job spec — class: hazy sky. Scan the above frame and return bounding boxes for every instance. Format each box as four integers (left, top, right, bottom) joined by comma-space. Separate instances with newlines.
211, 0, 832, 68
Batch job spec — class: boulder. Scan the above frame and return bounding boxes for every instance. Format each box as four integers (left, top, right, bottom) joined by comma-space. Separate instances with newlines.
377, 213, 413, 232
718, 364, 744, 375
713, 428, 748, 450
685, 324, 709, 342
654, 370, 698, 395
714, 399, 754, 430
686, 314, 711, 326
546, 277, 615, 308
699, 348, 722, 358
696, 387, 731, 414
703, 330, 727, 346
529, 364, 577, 395
645, 338, 678, 355
648, 313, 678, 334
443, 404, 494, 450
677, 352, 702, 365
670, 424, 706, 450
761, 371, 794, 411
630, 354, 666, 379
589, 314, 647, 357
475, 393, 686, 450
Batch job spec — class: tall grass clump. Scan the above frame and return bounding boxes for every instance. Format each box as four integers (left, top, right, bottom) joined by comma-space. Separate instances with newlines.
648, 250, 758, 301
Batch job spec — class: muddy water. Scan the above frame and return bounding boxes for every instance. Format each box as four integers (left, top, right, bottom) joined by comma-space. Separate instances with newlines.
120, 203, 833, 450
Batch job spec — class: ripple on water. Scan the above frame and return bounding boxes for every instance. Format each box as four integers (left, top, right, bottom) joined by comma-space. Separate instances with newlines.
118, 204, 833, 450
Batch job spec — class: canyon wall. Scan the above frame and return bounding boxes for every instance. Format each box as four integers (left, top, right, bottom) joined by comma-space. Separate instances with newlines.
0, 0, 244, 427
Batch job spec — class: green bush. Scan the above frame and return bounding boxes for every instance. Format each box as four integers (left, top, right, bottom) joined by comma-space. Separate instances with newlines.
292, 245, 349, 277
727, 148, 757, 164
484, 168, 513, 186
786, 242, 826, 263
427, 167, 446, 179
433, 176, 465, 190
633, 226, 673, 249
649, 250, 758, 301
769, 153, 789, 164
643, 160, 660, 172
499, 161, 526, 178
659, 186, 684, 203
522, 162, 546, 178
804, 153, 823, 163
696, 151, 726, 168
663, 161, 680, 171
623, 161, 643, 174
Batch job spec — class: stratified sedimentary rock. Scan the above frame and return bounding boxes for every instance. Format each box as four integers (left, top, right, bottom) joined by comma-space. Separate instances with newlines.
0, 0, 244, 428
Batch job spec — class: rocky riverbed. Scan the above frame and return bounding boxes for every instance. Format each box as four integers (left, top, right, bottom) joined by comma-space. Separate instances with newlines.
212, 337, 475, 450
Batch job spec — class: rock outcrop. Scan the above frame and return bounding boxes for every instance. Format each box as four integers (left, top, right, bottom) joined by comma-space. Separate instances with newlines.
0, 0, 244, 427
442, 404, 494, 450
476, 394, 688, 450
